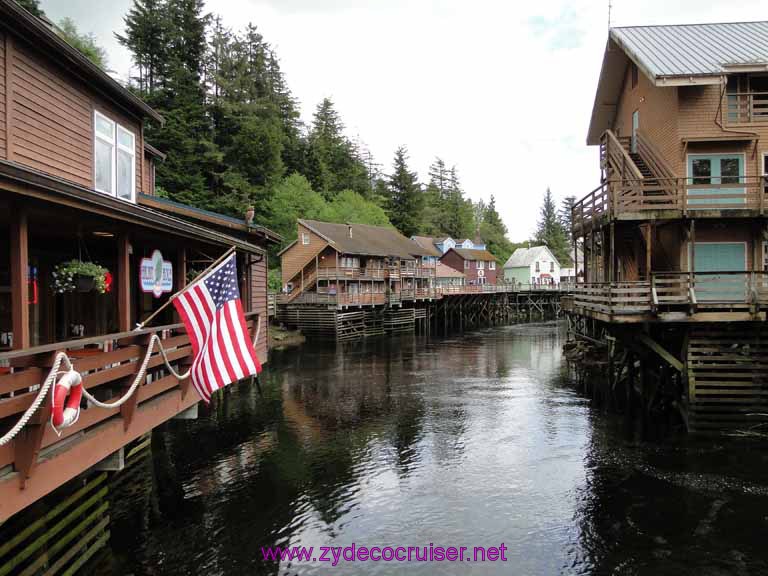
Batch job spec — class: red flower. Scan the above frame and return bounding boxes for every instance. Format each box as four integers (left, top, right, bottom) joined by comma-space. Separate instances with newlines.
104, 271, 113, 293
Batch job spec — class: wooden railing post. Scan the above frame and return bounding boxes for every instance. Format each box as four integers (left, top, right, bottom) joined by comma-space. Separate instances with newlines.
10, 203, 29, 349
117, 233, 131, 332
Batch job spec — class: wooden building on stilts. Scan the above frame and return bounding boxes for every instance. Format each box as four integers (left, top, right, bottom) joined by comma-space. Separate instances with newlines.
0, 0, 280, 554
564, 21, 768, 434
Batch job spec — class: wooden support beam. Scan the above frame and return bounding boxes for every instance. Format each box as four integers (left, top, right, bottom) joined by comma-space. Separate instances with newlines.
635, 332, 684, 373
10, 203, 29, 350
175, 247, 187, 322
117, 233, 131, 331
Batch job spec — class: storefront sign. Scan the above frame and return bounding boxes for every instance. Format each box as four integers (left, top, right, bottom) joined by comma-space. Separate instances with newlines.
140, 250, 173, 298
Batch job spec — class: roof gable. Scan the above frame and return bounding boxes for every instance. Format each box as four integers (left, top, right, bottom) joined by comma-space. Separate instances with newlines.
588, 21, 768, 144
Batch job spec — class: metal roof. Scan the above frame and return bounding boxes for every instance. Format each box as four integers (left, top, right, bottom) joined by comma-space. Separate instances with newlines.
588, 21, 768, 144
611, 22, 768, 80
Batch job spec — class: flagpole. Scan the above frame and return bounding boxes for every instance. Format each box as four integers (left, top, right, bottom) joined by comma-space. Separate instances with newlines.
135, 245, 237, 330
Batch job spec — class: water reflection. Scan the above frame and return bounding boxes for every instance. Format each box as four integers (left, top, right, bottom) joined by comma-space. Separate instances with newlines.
98, 323, 768, 575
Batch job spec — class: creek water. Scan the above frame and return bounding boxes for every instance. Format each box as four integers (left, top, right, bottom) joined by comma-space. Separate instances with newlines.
100, 322, 768, 575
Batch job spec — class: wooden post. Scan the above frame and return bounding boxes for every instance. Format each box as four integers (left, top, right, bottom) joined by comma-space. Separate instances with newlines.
175, 247, 187, 322
117, 233, 131, 332
609, 222, 615, 283
10, 203, 29, 349
689, 220, 696, 294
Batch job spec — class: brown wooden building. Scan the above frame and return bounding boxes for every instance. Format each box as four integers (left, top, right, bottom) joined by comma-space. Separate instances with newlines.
279, 219, 436, 306
440, 248, 498, 285
567, 21, 768, 433
0, 0, 279, 521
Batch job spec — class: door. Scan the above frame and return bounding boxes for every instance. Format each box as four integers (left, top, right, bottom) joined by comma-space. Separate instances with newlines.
631, 110, 639, 153
692, 242, 746, 302
687, 154, 745, 206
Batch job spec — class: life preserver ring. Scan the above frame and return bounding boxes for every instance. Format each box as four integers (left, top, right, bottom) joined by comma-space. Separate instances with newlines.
51, 369, 83, 430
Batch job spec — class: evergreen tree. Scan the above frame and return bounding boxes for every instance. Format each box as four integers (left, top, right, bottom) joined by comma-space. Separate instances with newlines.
57, 18, 108, 68
478, 195, 514, 264
386, 147, 423, 237
534, 188, 571, 265
440, 166, 475, 239
14, 0, 43, 17
116, 0, 168, 95
307, 98, 368, 198
559, 195, 577, 237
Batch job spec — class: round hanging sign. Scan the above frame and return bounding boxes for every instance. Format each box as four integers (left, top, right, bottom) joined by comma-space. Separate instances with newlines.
140, 249, 173, 298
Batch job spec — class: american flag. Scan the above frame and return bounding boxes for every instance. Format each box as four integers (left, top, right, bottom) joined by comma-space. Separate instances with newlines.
173, 253, 261, 402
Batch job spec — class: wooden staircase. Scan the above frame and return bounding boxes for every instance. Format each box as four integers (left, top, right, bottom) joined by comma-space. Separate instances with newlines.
285, 269, 317, 302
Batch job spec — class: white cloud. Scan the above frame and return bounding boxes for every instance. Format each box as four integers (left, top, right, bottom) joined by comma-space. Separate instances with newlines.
41, 0, 768, 240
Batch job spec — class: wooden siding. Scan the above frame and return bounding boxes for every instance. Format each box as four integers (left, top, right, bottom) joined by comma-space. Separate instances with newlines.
249, 255, 269, 362
0, 31, 6, 159
281, 223, 330, 284
439, 251, 497, 285
614, 64, 680, 174
10, 41, 92, 185
142, 153, 154, 196
5, 36, 145, 193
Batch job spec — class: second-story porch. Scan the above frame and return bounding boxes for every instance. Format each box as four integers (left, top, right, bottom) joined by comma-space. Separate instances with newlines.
573, 130, 768, 236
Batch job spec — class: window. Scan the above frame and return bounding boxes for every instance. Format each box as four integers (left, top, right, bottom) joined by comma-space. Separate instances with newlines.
464, 260, 470, 269
688, 154, 745, 206
631, 62, 638, 89
489, 261, 496, 270
550, 262, 555, 272
341, 256, 359, 268
94, 111, 135, 201
302, 233, 310, 245
535, 261, 540, 272
477, 260, 484, 270
764, 153, 768, 195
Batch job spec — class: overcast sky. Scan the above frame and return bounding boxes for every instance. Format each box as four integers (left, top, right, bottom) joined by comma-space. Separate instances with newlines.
41, 0, 767, 241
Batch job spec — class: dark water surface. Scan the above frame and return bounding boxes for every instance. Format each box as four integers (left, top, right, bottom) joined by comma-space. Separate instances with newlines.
102, 323, 768, 575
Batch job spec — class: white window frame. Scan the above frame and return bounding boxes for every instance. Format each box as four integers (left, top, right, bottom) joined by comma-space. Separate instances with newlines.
94, 110, 136, 202
302, 232, 310, 245
477, 260, 485, 270
489, 261, 496, 270
464, 260, 470, 269
763, 152, 768, 196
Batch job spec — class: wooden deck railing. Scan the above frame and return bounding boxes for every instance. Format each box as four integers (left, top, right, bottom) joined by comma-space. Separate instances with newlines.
568, 272, 768, 316
277, 283, 574, 307
573, 176, 768, 235
0, 314, 260, 516
727, 92, 768, 124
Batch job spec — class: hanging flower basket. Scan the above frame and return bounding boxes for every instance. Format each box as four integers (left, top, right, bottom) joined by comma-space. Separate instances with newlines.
52, 260, 110, 294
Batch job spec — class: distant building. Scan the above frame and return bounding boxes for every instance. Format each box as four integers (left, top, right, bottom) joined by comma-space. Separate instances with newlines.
559, 247, 584, 284
411, 235, 486, 255
410, 235, 442, 270
435, 262, 466, 287
279, 220, 435, 305
503, 246, 560, 286
440, 248, 498, 285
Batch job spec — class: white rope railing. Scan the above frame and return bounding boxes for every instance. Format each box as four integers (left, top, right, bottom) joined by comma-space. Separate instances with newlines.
80, 334, 190, 409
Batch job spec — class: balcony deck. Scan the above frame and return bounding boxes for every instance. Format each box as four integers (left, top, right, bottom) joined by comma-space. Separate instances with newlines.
573, 177, 768, 235
563, 272, 768, 323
